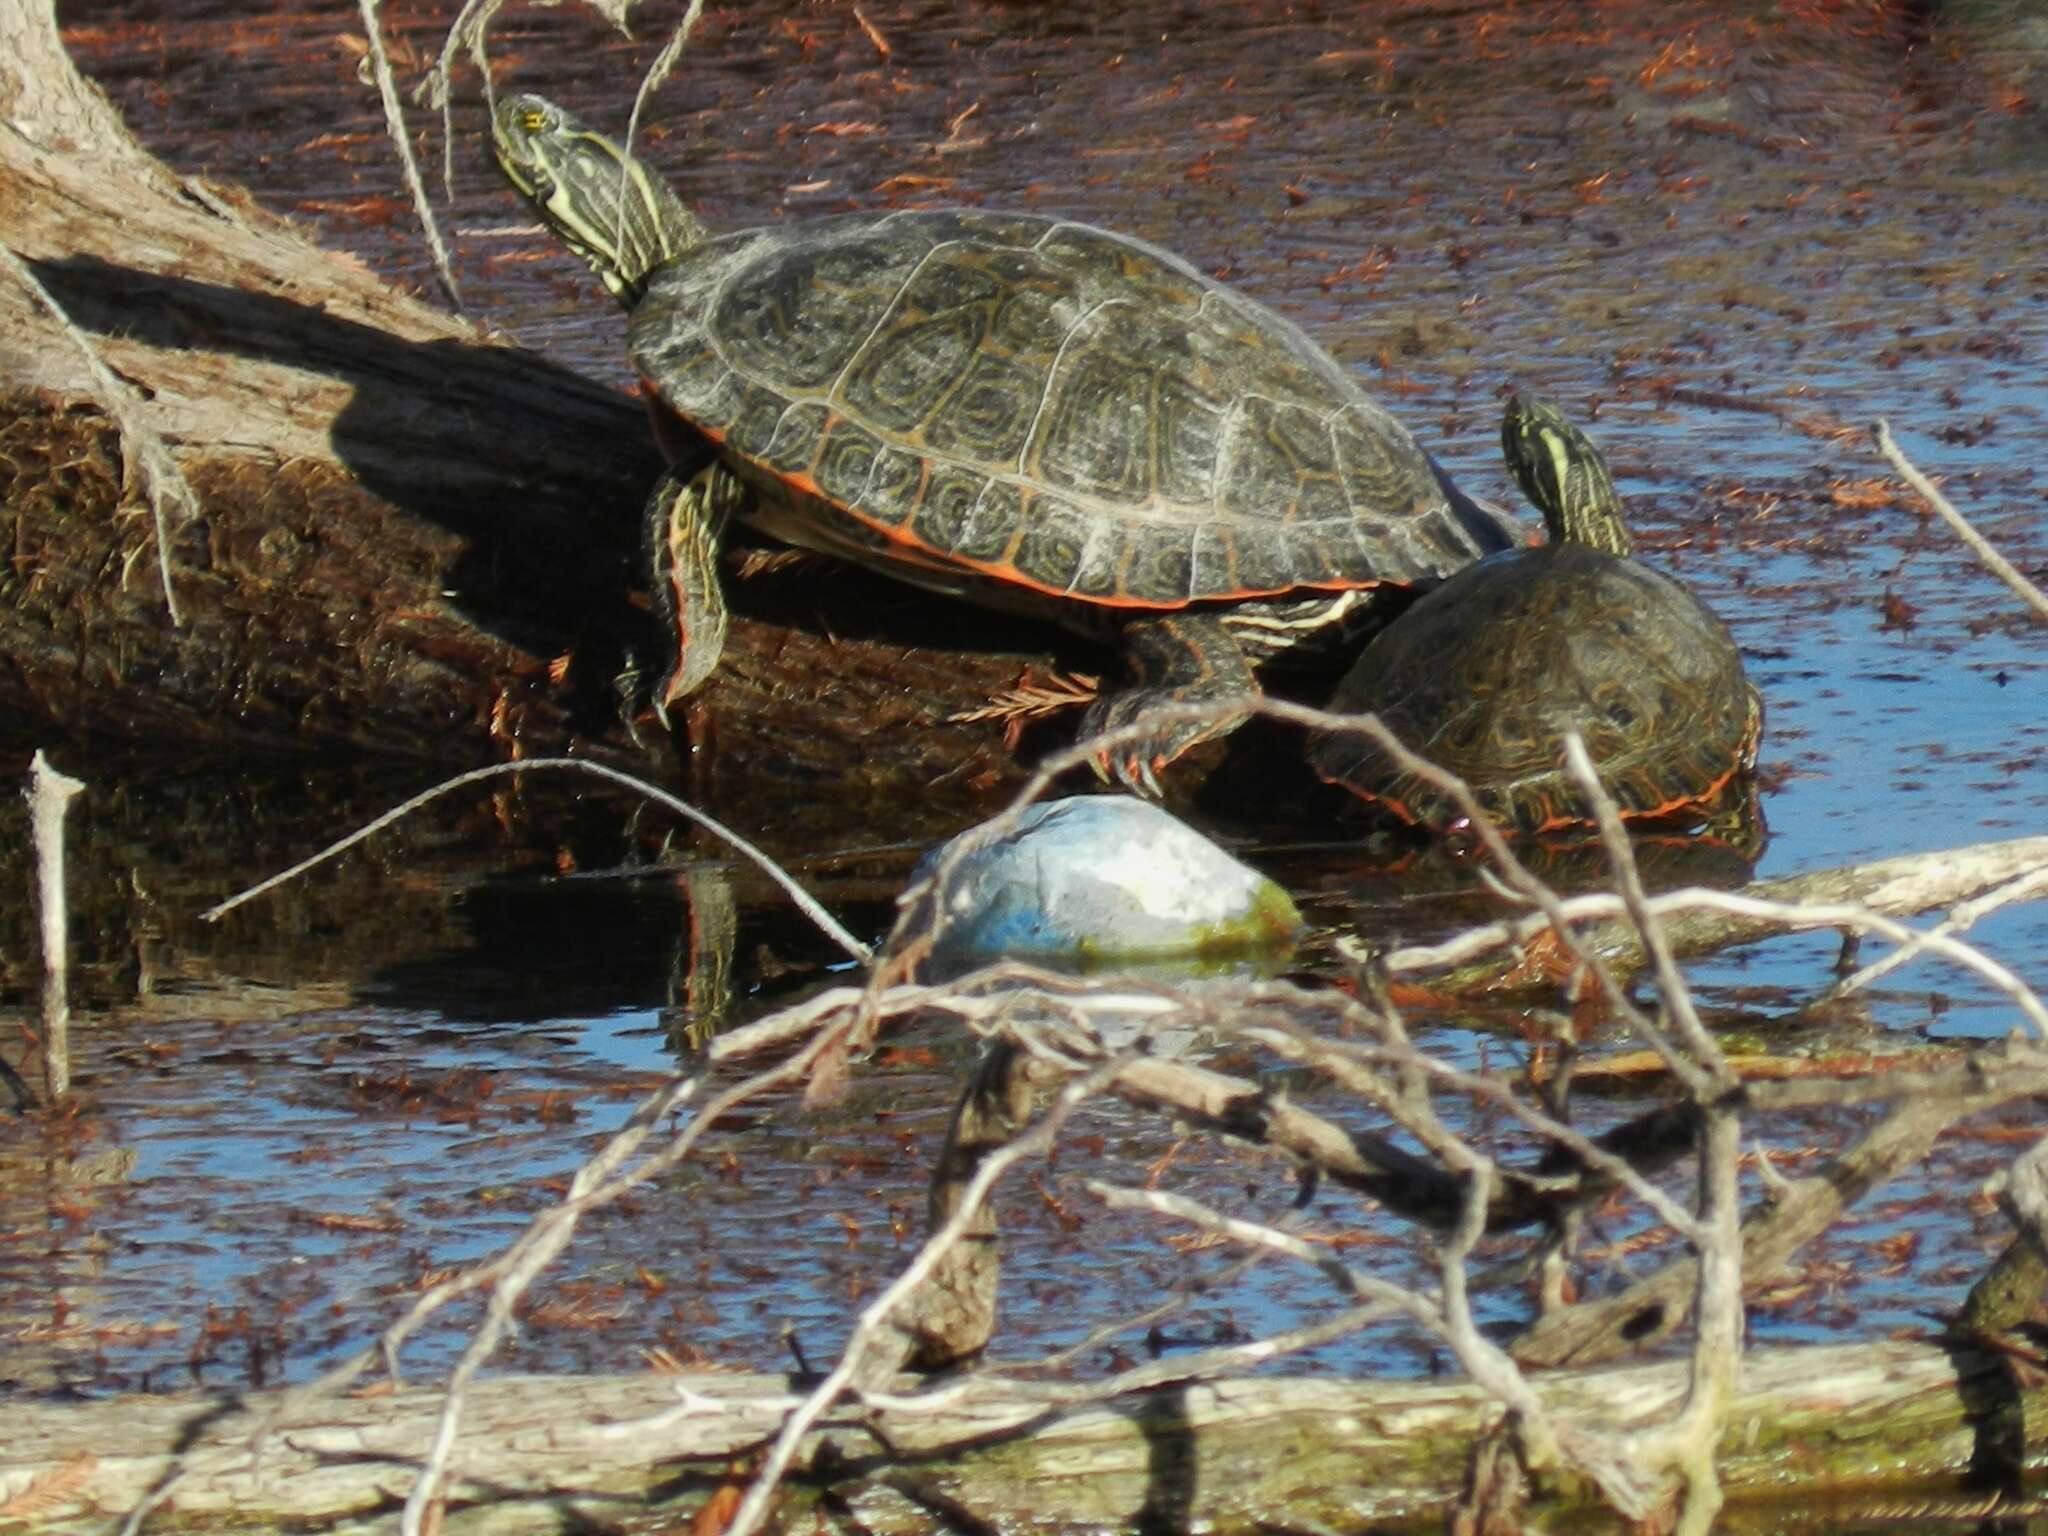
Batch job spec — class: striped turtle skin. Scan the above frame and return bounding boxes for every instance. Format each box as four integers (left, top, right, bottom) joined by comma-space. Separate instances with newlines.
1310, 398, 1762, 835
492, 94, 1516, 791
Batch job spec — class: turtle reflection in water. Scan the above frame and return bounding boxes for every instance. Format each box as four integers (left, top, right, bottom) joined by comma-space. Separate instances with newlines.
489, 93, 1518, 794
1310, 397, 1763, 837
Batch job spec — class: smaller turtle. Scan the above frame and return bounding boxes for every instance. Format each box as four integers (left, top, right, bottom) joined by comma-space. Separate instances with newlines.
1308, 397, 1762, 835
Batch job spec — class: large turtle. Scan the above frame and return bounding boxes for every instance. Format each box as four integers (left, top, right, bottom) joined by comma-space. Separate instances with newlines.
489, 94, 1517, 791
1309, 397, 1762, 835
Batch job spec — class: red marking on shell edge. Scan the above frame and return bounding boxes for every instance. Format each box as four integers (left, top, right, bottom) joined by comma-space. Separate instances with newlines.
1323, 757, 1753, 839
807, 494, 1397, 611
679, 424, 1428, 608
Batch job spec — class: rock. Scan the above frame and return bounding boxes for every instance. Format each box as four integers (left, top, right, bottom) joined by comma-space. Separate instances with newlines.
916, 795, 1302, 980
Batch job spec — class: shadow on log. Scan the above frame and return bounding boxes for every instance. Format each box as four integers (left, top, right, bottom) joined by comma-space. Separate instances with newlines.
0, 0, 1049, 809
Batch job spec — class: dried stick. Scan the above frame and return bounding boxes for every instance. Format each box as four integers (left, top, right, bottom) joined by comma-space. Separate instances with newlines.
1746, 1039, 2048, 1111
1827, 864, 2048, 1004
626, 0, 709, 155
121, 1043, 750, 1536
1670, 889, 2048, 1037
201, 756, 869, 963
397, 1071, 702, 1534
1384, 834, 2048, 984
24, 751, 84, 1100
357, 0, 462, 310
1296, 706, 1714, 1096
422, 0, 503, 187
393, 1049, 796, 1530
1511, 1062, 2036, 1371
0, 244, 186, 626
1248, 1022, 1703, 1243
380, 1011, 846, 1534
1875, 421, 2048, 623
1089, 1183, 1452, 1347
1560, 736, 1730, 1087
1555, 737, 1739, 1527
1087, 1182, 1681, 1516
719, 1058, 1127, 1536
1385, 879, 2048, 1037
946, 1301, 1402, 1407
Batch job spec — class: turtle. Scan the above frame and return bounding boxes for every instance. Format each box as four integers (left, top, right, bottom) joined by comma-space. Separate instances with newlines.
1308, 395, 1762, 835
489, 93, 1518, 792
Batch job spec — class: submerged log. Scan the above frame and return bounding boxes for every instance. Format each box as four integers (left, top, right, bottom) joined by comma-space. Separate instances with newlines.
1, 1340, 2040, 1533
0, 2, 1038, 802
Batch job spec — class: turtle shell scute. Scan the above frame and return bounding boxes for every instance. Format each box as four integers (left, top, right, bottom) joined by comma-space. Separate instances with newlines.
1311, 543, 1759, 831
628, 209, 1501, 607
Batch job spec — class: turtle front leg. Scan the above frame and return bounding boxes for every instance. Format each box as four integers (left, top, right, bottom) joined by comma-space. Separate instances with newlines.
647, 459, 749, 725
1082, 612, 1258, 796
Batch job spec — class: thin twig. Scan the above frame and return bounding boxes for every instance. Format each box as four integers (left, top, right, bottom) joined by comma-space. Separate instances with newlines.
424, 0, 496, 179
1828, 865, 2048, 1004
1556, 738, 1739, 1533
1248, 1023, 1705, 1243
1875, 420, 2048, 623
25, 751, 84, 1100
1672, 889, 2048, 1038
357, 0, 462, 309
199, 757, 870, 964
398, 1071, 705, 1533
1561, 734, 1731, 1089
0, 243, 186, 627
1379, 878, 2048, 1039
1302, 704, 1709, 1095
720, 1058, 1128, 1536
1090, 1182, 1448, 1331
626, 0, 709, 157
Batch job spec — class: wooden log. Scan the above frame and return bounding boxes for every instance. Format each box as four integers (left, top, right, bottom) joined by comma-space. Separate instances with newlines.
0, 1340, 2039, 1533
0, 1, 1042, 800
1388, 834, 2048, 996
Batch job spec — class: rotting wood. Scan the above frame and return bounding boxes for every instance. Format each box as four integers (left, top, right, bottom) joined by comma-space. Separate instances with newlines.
0, 1340, 2038, 1534
0, 1, 1045, 800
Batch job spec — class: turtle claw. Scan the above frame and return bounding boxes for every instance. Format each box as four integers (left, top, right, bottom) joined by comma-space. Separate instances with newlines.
1089, 748, 1167, 799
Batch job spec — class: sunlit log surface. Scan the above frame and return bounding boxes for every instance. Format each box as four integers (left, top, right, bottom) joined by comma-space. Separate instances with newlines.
2, 1341, 2040, 1532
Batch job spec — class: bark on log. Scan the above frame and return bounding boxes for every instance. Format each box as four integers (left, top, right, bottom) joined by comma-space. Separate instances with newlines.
2, 1341, 2040, 1533
0, 2, 1041, 802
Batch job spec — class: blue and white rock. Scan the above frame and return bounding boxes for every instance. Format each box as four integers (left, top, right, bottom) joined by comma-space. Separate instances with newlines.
916, 795, 1302, 978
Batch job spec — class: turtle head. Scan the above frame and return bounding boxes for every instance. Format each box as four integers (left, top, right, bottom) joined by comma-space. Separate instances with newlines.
491, 93, 703, 307
1500, 395, 1634, 556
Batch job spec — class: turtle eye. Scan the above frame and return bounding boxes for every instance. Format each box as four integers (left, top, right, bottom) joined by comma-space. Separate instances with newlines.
520, 107, 547, 133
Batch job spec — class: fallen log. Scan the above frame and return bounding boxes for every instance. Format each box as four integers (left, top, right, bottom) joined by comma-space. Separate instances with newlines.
1386, 832, 2048, 996
1, 1340, 2037, 1533
0, 1, 1039, 802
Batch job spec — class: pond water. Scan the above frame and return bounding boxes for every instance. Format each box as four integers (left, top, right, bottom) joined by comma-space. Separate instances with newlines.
6, 0, 2046, 1506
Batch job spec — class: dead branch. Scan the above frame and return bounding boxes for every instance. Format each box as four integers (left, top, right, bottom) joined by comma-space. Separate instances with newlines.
1875, 420, 2048, 624
1384, 833, 2048, 998
1512, 1046, 2048, 1369
202, 756, 870, 962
